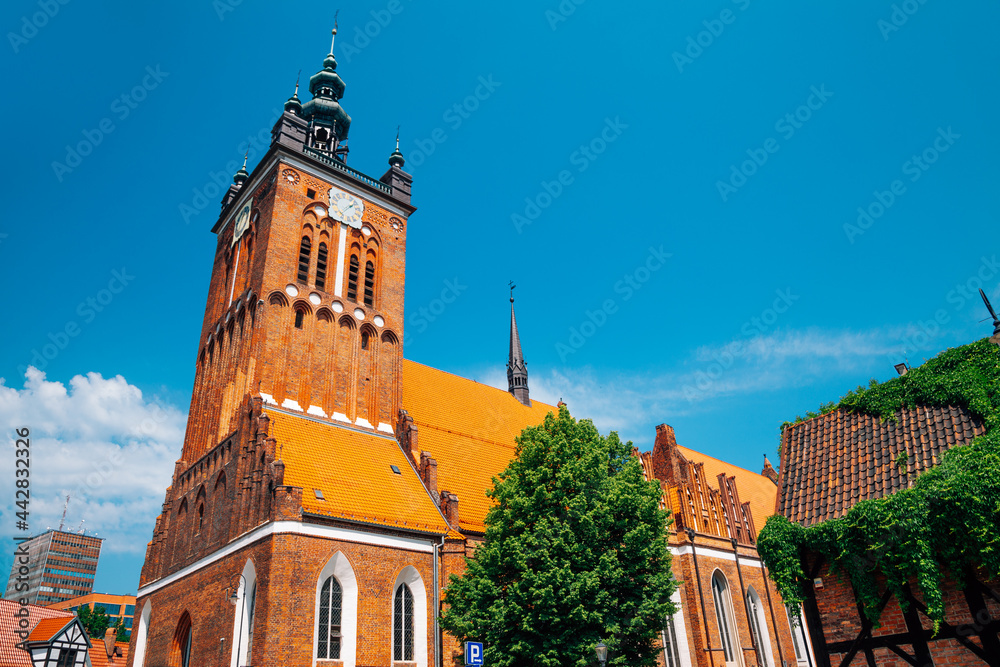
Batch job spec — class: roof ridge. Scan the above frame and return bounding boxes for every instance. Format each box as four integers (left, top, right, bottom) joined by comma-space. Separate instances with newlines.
402, 358, 556, 411
676, 444, 768, 480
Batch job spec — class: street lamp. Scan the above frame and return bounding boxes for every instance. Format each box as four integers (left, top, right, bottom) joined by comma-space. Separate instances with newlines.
595, 640, 608, 667
225, 574, 247, 667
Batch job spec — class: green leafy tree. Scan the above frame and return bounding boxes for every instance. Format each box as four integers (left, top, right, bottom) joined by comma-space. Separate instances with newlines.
440, 406, 676, 667
115, 617, 129, 642
75, 604, 110, 638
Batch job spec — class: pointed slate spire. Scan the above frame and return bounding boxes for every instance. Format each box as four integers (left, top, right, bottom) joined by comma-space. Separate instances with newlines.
284, 71, 303, 115
507, 283, 530, 406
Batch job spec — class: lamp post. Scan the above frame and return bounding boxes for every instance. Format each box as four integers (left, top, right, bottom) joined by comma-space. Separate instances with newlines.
595, 640, 608, 667
225, 574, 247, 667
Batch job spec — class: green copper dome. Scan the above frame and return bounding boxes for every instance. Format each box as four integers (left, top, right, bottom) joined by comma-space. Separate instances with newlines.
302, 48, 351, 139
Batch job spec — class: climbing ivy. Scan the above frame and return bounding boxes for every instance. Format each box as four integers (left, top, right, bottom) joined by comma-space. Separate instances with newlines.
758, 338, 1000, 631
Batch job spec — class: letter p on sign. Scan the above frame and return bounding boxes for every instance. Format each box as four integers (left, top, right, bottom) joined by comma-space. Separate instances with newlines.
465, 641, 484, 665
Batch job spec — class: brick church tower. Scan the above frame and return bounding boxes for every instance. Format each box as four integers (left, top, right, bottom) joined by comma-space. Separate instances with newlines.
128, 28, 555, 667
126, 27, 803, 667
127, 30, 452, 667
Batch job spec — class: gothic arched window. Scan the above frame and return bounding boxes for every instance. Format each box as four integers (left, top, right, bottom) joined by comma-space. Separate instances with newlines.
347, 255, 359, 301
393, 583, 414, 661
364, 261, 375, 307
297, 237, 312, 283
316, 243, 328, 291
711, 570, 741, 666
317, 576, 343, 659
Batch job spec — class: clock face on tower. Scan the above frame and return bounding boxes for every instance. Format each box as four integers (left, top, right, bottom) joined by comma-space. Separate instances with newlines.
232, 202, 252, 246
328, 186, 365, 228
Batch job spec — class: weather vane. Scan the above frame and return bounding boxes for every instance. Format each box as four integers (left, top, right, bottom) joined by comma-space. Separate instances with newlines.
508, 281, 516, 302
979, 288, 1000, 342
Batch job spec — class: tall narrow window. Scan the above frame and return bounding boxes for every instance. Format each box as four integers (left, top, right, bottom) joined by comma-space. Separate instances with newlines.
197, 504, 204, 532
364, 260, 375, 307
347, 255, 359, 301
393, 584, 414, 661
361, 331, 370, 350
297, 236, 312, 283
246, 582, 257, 665
317, 576, 343, 659
786, 604, 809, 665
747, 588, 773, 667
316, 243, 328, 291
711, 571, 740, 666
294, 310, 304, 329
662, 614, 682, 667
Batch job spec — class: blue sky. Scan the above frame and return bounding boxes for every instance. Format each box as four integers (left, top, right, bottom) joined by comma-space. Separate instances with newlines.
1, 0, 998, 596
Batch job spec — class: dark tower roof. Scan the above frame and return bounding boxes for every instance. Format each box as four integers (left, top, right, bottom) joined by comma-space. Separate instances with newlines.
507, 296, 530, 406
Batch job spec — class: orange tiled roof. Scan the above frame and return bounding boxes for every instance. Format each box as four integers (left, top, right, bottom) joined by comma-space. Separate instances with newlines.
268, 409, 450, 534
26, 617, 74, 642
401, 359, 556, 533
778, 405, 985, 526
0, 600, 75, 667
676, 445, 778, 537
89, 640, 130, 667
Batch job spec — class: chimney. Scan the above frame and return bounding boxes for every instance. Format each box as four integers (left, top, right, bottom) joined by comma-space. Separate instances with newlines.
440, 491, 460, 527
271, 459, 285, 486
103, 627, 116, 658
419, 452, 439, 502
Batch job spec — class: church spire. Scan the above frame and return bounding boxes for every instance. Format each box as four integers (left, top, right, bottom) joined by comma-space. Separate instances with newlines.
301, 24, 351, 159
507, 283, 530, 406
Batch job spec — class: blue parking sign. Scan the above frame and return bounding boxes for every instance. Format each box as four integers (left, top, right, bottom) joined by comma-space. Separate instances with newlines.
465, 641, 484, 665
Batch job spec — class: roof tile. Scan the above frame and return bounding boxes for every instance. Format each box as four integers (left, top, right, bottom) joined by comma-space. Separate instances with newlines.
778, 406, 986, 526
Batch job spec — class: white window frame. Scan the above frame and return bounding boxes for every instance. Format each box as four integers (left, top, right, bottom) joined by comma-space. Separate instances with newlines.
231, 559, 257, 667
746, 586, 775, 667
313, 552, 358, 667
711, 570, 744, 667
785, 603, 816, 667
662, 587, 693, 667
391, 565, 427, 667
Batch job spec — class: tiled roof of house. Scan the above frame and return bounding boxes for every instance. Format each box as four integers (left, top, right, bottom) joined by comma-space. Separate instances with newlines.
777, 405, 986, 526
89, 640, 130, 667
26, 617, 74, 642
400, 359, 557, 533
676, 445, 778, 537
0, 600, 75, 667
268, 408, 450, 534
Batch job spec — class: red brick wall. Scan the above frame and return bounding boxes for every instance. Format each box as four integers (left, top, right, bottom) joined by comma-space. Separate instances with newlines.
670, 532, 799, 667
130, 531, 439, 667
811, 559, 1000, 666
180, 160, 409, 465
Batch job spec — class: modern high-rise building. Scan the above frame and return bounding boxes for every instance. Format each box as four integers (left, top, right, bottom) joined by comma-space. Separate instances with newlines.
48, 593, 138, 638
5, 530, 102, 605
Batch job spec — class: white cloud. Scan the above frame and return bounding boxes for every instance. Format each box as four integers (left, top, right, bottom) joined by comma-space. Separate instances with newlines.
467, 325, 960, 450
0, 368, 185, 558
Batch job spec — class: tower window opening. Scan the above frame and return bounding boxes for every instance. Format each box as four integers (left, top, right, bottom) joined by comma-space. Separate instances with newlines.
306, 188, 316, 199
294, 310, 304, 329
316, 243, 328, 291
364, 260, 375, 307
347, 255, 359, 301
297, 236, 311, 283
361, 331, 369, 350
